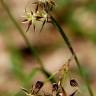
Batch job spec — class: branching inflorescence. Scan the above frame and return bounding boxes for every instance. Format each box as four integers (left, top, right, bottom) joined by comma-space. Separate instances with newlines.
0, 0, 93, 96
22, 80, 78, 96
22, 0, 93, 96
22, 58, 79, 96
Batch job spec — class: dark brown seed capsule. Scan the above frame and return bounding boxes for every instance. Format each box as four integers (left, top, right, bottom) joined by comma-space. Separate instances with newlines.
70, 79, 78, 87
35, 81, 44, 89
33, 81, 44, 94
52, 83, 58, 92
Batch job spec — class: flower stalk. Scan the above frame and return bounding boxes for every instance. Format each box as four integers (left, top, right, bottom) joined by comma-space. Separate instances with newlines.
50, 16, 93, 96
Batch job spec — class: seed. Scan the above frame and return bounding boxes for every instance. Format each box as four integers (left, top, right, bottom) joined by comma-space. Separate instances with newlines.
33, 81, 44, 94
70, 79, 78, 87
52, 83, 58, 92
35, 81, 44, 89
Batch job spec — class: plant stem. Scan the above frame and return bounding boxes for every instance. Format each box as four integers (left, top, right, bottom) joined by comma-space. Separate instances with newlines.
0, 0, 55, 83
51, 16, 93, 96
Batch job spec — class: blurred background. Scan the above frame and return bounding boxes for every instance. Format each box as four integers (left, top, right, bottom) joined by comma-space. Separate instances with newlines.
0, 0, 96, 96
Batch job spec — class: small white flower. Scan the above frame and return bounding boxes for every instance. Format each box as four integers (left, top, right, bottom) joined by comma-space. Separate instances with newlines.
22, 0, 55, 32
22, 10, 38, 32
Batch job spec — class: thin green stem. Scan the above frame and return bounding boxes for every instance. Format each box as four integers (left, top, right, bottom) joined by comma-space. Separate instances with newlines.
51, 16, 93, 96
0, 0, 55, 83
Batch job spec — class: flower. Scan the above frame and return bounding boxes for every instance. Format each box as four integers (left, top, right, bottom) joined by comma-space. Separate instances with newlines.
22, 9, 45, 32
36, 10, 50, 32
22, 10, 36, 32
22, 8, 51, 32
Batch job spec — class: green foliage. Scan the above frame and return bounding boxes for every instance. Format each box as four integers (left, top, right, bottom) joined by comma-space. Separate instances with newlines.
10, 47, 40, 87
0, 19, 7, 32
10, 48, 26, 84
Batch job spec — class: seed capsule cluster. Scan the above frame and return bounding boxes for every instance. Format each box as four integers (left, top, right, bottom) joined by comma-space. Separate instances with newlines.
22, 80, 78, 96
22, 0, 55, 32
22, 58, 79, 96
